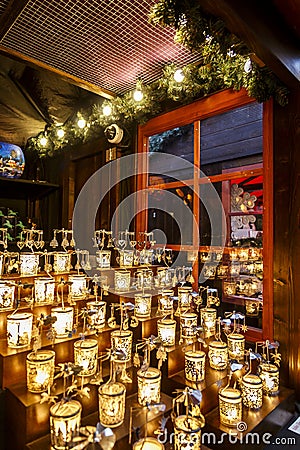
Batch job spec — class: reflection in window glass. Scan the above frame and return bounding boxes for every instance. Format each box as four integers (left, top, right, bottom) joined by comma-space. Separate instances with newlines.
149, 123, 194, 183
200, 103, 263, 176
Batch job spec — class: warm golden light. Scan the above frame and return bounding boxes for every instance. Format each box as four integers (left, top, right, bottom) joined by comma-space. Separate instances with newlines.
68, 275, 87, 299
51, 307, 74, 338
34, 277, 55, 304
134, 293, 152, 318
174, 416, 202, 450
98, 382, 126, 428
157, 318, 176, 346
259, 363, 279, 396
208, 341, 228, 370
227, 333, 245, 361
241, 374, 263, 409
53, 252, 71, 273
7, 312, 33, 348
137, 367, 161, 406
74, 339, 98, 376
50, 400, 82, 450
180, 312, 198, 343
20, 253, 39, 276
26, 350, 55, 393
0, 281, 15, 309
111, 329, 133, 362
200, 307, 217, 336
219, 387, 242, 427
114, 270, 131, 292
87, 301, 106, 329
133, 437, 165, 449
185, 350, 206, 382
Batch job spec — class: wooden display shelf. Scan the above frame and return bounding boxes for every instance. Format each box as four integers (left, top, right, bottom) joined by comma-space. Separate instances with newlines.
203, 386, 294, 449
25, 391, 173, 450
0, 324, 114, 389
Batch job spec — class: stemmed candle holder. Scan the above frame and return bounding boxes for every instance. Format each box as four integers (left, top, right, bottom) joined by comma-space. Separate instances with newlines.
17, 228, 44, 250
50, 229, 75, 250
172, 387, 205, 450
256, 339, 281, 396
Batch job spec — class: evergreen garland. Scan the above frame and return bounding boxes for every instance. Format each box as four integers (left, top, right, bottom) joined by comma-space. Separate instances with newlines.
26, 0, 289, 157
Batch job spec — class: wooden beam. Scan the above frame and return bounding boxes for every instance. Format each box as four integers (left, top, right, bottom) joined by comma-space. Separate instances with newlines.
198, 0, 300, 88
0, 44, 116, 99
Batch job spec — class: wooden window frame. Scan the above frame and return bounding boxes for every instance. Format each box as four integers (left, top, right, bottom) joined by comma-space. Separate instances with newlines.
136, 88, 273, 341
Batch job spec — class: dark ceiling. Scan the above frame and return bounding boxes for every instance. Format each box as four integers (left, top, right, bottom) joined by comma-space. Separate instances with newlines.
0, 0, 299, 148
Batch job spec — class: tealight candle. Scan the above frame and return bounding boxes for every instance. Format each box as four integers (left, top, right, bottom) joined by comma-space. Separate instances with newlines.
26, 350, 55, 393
74, 339, 98, 376
134, 293, 152, 318
137, 367, 161, 406
51, 307, 74, 338
98, 382, 126, 428
185, 350, 206, 382
227, 333, 245, 361
208, 341, 228, 370
241, 374, 263, 409
50, 400, 82, 450
157, 318, 176, 346
7, 312, 33, 348
259, 363, 279, 396
219, 387, 242, 427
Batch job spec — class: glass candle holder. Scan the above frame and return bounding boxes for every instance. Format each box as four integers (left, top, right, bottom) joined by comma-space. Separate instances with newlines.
259, 363, 280, 396
118, 249, 134, 267
137, 367, 161, 406
34, 277, 55, 304
98, 382, 126, 428
200, 308, 217, 336
0, 280, 15, 309
180, 312, 198, 343
227, 333, 245, 361
50, 400, 82, 450
217, 264, 228, 279
74, 338, 98, 377
51, 307, 74, 338
96, 250, 111, 268
133, 437, 165, 450
208, 341, 228, 370
230, 262, 241, 277
53, 252, 71, 273
158, 289, 174, 315
238, 248, 249, 261
26, 350, 55, 393
87, 301, 106, 329
140, 249, 153, 265
223, 281, 236, 296
136, 269, 153, 290
202, 264, 216, 279
219, 387, 242, 427
7, 312, 33, 348
157, 318, 176, 346
156, 267, 168, 287
68, 275, 87, 299
134, 293, 152, 318
20, 252, 39, 276
111, 329, 133, 362
174, 416, 202, 450
245, 300, 260, 317
114, 270, 131, 292
185, 350, 206, 382
177, 286, 192, 314
241, 374, 263, 409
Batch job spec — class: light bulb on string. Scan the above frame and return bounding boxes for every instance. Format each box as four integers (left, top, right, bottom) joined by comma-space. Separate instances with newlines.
133, 88, 144, 102
133, 79, 144, 102
39, 135, 48, 147
57, 128, 65, 139
174, 69, 185, 83
77, 117, 86, 129
103, 103, 112, 116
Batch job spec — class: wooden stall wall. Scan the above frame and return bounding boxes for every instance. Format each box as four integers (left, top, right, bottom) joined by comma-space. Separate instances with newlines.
273, 86, 300, 399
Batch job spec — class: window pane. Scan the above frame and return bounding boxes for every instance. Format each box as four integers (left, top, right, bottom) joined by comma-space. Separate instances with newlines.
200, 103, 263, 176
149, 123, 194, 183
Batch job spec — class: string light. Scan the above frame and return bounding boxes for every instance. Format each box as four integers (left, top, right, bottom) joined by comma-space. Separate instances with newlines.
77, 117, 86, 128
57, 128, 65, 138
103, 103, 112, 116
39, 135, 48, 147
174, 69, 185, 83
133, 88, 144, 102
